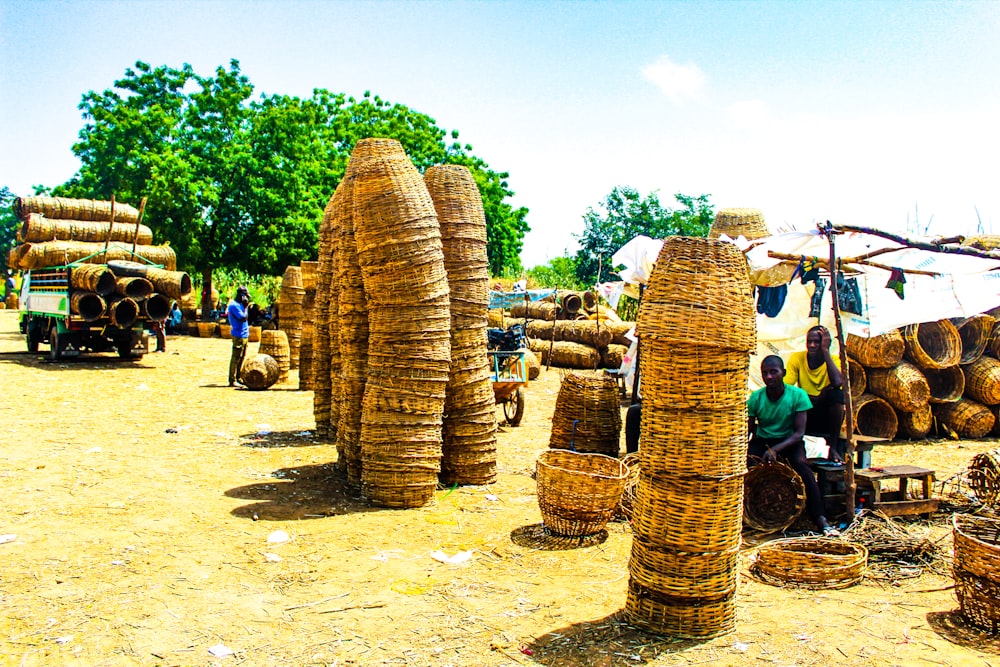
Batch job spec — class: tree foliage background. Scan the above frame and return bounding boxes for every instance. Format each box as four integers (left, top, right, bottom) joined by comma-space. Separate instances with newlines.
0, 187, 17, 275
46, 60, 529, 306
574, 186, 714, 286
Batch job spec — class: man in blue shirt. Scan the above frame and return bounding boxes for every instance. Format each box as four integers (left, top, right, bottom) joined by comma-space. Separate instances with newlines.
748, 355, 837, 536
226, 286, 250, 387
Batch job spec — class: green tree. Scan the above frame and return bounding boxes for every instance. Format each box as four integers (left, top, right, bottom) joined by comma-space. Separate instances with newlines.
55, 61, 530, 311
574, 187, 713, 285
1, 187, 17, 275
525, 255, 584, 290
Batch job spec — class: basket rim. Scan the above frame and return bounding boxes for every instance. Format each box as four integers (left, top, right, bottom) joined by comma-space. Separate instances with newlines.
754, 536, 869, 564
953, 512, 1000, 549
536, 449, 628, 480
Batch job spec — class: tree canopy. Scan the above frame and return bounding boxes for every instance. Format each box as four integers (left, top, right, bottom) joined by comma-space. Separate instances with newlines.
52, 60, 529, 292
0, 187, 17, 275
574, 186, 714, 285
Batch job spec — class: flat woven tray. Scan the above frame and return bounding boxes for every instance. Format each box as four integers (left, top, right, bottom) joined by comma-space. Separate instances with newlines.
751, 537, 867, 589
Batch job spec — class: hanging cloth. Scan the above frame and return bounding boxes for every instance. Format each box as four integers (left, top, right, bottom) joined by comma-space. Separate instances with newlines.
886, 268, 906, 300
836, 272, 864, 315
756, 284, 788, 318
809, 277, 827, 318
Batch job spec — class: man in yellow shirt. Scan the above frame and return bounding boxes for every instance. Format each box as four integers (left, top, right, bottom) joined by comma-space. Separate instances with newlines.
785, 325, 845, 463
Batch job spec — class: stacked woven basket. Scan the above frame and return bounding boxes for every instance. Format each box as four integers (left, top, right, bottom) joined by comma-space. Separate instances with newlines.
312, 195, 341, 442
845, 316, 1000, 440
277, 266, 306, 369
952, 513, 1000, 632
297, 261, 319, 390
549, 371, 622, 457
425, 165, 498, 486
259, 329, 290, 384
625, 237, 755, 638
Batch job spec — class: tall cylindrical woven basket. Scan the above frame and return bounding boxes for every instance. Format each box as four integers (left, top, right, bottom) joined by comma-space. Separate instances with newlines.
708, 208, 769, 241
625, 236, 755, 639
425, 164, 498, 486
352, 138, 450, 509
259, 329, 290, 384
278, 265, 305, 369
312, 193, 340, 443
549, 371, 622, 457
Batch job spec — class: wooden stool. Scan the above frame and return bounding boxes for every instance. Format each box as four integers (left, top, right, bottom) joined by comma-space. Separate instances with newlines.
855, 465, 939, 518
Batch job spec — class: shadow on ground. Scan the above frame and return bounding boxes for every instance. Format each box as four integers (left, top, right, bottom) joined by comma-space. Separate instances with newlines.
510, 523, 609, 551
225, 462, 379, 521
239, 428, 319, 448
525, 611, 706, 666
926, 609, 1000, 654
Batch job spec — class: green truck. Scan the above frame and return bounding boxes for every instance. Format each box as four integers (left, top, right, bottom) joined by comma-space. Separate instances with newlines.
18, 262, 162, 361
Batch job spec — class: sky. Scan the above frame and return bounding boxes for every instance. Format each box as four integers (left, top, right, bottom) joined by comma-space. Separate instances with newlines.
2, 0, 999, 269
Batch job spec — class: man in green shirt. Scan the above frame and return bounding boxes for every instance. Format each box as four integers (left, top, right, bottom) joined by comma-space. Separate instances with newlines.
748, 355, 837, 536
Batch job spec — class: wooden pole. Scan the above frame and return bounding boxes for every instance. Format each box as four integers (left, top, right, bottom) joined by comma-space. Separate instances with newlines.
546, 289, 558, 372
103, 195, 116, 259
820, 220, 857, 519
630, 283, 644, 404
832, 223, 1000, 262
131, 196, 148, 257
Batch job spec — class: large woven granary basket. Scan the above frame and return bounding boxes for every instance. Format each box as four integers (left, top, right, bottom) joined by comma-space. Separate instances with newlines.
240, 354, 280, 390
952, 513, 1000, 633
630, 472, 745, 552
962, 356, 1000, 405
846, 357, 866, 398
896, 404, 933, 439
903, 320, 961, 369
852, 393, 898, 439
259, 329, 291, 383
933, 398, 996, 439
743, 461, 806, 534
923, 365, 965, 403
548, 372, 622, 457
639, 405, 747, 477
637, 236, 756, 352
955, 315, 995, 365
625, 579, 736, 639
708, 207, 769, 241
751, 537, 867, 589
639, 341, 749, 410
865, 361, 930, 412
535, 450, 628, 537
18, 214, 153, 245
14, 195, 141, 223
845, 330, 905, 368
968, 450, 1000, 506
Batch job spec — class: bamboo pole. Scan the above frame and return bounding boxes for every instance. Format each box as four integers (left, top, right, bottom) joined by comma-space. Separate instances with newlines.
131, 197, 148, 257
103, 195, 116, 257
630, 284, 644, 403
833, 224, 1000, 262
820, 220, 856, 519
766, 251, 941, 277
546, 289, 558, 372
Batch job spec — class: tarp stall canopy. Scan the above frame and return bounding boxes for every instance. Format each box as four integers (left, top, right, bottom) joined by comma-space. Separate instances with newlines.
488, 288, 557, 310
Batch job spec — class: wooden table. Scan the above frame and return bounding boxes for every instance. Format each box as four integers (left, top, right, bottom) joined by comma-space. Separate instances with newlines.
855, 465, 939, 518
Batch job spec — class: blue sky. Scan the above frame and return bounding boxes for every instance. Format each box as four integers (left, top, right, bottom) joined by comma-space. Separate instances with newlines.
2, 0, 998, 268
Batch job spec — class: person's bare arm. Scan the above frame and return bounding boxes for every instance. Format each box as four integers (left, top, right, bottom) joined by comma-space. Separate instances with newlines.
763, 411, 807, 462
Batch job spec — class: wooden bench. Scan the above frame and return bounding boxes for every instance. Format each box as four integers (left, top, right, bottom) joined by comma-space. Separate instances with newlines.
855, 465, 939, 518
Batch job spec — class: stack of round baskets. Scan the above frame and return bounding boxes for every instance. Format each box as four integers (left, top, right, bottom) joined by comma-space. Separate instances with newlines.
536, 449, 628, 536
259, 329, 290, 384
278, 265, 306, 369
352, 138, 451, 508
549, 371, 622, 457
707, 208, 769, 241
311, 195, 340, 443
425, 164, 498, 486
297, 260, 319, 391
624, 236, 755, 639
751, 537, 868, 589
952, 513, 1000, 632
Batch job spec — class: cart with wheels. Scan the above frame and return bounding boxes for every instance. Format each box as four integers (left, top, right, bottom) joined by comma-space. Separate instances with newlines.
490, 349, 528, 426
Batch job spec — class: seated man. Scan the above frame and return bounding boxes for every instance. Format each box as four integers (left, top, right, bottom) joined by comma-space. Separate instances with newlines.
785, 325, 845, 463
748, 355, 838, 536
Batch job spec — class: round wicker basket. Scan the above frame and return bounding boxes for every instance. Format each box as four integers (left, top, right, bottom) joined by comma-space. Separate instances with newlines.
625, 579, 736, 639
708, 207, 769, 241
549, 371, 622, 457
196, 321, 217, 338
846, 357, 867, 399
962, 356, 1000, 406
743, 461, 806, 534
955, 315, 996, 365
967, 450, 1000, 506
952, 513, 1000, 633
536, 449, 628, 537
866, 361, 930, 412
853, 393, 898, 439
896, 404, 933, 439
923, 365, 965, 403
903, 320, 961, 369
240, 354, 279, 390
933, 398, 996, 439
845, 330, 905, 368
751, 537, 868, 589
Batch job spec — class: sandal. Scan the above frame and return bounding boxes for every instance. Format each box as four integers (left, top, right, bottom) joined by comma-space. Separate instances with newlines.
822, 526, 841, 538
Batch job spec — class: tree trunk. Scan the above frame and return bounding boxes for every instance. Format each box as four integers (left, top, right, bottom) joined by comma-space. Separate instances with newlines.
201, 268, 213, 322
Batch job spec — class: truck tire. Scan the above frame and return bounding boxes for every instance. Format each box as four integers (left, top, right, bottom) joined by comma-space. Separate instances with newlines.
48, 324, 61, 361
26, 331, 39, 353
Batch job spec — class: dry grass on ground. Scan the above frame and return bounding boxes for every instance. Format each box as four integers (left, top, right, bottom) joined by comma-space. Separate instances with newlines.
1, 310, 998, 666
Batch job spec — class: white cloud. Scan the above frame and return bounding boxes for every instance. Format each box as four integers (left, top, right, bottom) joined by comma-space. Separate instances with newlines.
641, 56, 705, 104
726, 99, 772, 130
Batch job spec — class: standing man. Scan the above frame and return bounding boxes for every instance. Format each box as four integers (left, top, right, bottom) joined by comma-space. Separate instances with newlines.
785, 325, 845, 463
227, 286, 250, 387
4, 269, 14, 307
748, 355, 839, 536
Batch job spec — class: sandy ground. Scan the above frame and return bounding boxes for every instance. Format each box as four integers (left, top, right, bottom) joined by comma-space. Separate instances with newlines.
1, 309, 999, 667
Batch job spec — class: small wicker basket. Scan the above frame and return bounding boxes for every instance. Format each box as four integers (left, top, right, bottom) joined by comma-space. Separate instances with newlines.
536, 450, 628, 537
953, 513, 1000, 633
751, 537, 868, 589
743, 461, 806, 534
968, 450, 1000, 506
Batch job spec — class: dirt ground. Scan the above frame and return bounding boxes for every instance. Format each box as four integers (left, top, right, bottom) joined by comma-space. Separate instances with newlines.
1, 309, 999, 667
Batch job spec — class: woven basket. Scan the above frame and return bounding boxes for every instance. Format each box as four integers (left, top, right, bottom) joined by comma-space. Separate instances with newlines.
923, 365, 965, 403
69, 292, 105, 322
259, 329, 290, 384
248, 326, 261, 343
708, 207, 769, 241
18, 240, 177, 271
953, 513, 1000, 633
637, 237, 756, 352
630, 472, 744, 552
196, 321, 217, 338
743, 461, 806, 534
991, 321, 1000, 359
934, 398, 996, 438
853, 393, 898, 439
955, 315, 996, 365
528, 338, 600, 370
904, 320, 961, 369
68, 264, 116, 297
601, 343, 628, 370
525, 319, 613, 348
299, 260, 318, 291
511, 301, 558, 320
639, 340, 749, 410
846, 357, 866, 399
219, 324, 231, 339
962, 235, 1000, 251
752, 537, 867, 589
865, 361, 930, 412
535, 450, 628, 536
968, 450, 1000, 506
639, 405, 748, 477
549, 372, 623, 457
17, 213, 153, 245
846, 330, 905, 368
240, 354, 280, 390
14, 195, 141, 223
963, 356, 1000, 405
625, 579, 736, 639
896, 404, 933, 439
629, 537, 739, 598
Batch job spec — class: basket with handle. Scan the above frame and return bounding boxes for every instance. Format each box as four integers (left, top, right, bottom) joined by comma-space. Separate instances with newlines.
536, 449, 628, 536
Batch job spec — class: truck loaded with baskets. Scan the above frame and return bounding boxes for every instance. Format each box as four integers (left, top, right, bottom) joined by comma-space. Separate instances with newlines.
9, 196, 191, 361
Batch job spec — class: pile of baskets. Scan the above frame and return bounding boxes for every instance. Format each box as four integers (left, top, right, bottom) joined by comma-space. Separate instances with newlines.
846, 317, 1000, 440
425, 165, 497, 486
277, 266, 306, 369
297, 261, 319, 390
624, 236, 755, 638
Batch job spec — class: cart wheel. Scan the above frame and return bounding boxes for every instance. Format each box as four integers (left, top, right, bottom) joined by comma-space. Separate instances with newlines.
26, 325, 39, 353
504, 386, 525, 426
48, 325, 61, 361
